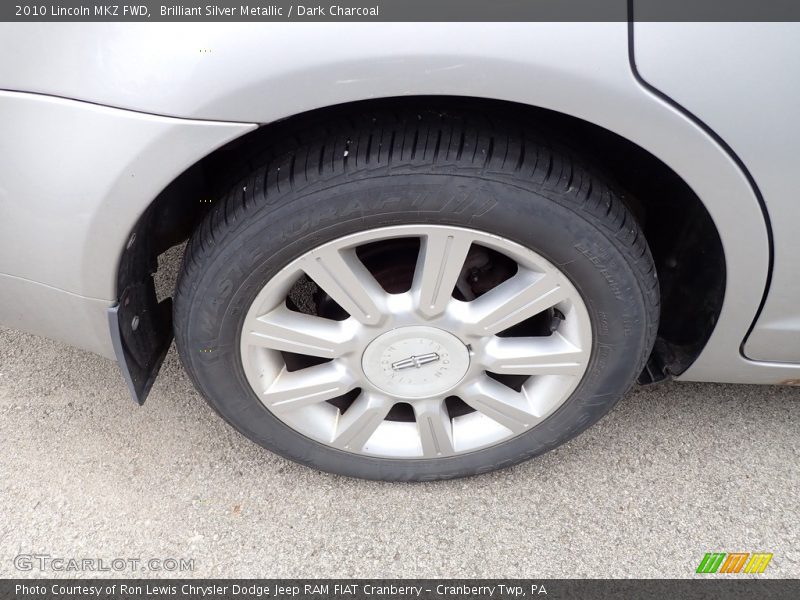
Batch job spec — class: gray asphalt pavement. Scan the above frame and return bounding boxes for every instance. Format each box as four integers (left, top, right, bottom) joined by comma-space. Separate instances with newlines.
0, 251, 798, 578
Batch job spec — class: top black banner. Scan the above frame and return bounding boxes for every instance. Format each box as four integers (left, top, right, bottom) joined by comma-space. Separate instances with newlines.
4, 0, 800, 22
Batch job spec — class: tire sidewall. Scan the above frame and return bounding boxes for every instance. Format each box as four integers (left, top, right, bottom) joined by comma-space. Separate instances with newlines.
178, 173, 652, 481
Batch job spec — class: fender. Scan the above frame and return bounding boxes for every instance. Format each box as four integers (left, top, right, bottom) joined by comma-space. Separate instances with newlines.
0, 91, 255, 357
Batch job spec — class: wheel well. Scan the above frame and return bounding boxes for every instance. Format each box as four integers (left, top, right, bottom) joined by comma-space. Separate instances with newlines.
119, 96, 725, 387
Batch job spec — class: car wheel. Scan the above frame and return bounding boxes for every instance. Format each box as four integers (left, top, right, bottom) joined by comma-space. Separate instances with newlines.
173, 108, 659, 481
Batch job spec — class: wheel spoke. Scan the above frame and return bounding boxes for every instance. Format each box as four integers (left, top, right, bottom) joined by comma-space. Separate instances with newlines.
481, 333, 586, 376
243, 306, 356, 358
330, 392, 393, 452
413, 399, 455, 457
412, 229, 474, 318
262, 361, 355, 413
298, 247, 386, 325
459, 376, 538, 434
464, 270, 569, 335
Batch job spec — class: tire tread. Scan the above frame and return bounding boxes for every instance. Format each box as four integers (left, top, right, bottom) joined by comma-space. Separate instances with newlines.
173, 106, 660, 480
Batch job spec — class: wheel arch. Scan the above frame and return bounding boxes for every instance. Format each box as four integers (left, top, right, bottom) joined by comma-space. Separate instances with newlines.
117, 96, 729, 401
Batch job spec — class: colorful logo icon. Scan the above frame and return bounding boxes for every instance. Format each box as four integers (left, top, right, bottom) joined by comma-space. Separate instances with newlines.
696, 552, 773, 574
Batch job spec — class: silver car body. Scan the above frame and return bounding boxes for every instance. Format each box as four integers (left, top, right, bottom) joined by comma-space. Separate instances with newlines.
1, 22, 798, 385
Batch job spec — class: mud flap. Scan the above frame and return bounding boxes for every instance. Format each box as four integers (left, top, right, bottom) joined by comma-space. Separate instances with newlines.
108, 279, 173, 404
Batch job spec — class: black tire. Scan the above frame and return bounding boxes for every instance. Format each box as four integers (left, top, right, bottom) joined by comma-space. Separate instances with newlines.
173, 107, 659, 481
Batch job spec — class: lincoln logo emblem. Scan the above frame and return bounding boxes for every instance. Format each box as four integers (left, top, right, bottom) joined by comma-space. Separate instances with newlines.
391, 352, 441, 371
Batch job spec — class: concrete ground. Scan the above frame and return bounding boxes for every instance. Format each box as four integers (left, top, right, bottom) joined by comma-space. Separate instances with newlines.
0, 249, 798, 578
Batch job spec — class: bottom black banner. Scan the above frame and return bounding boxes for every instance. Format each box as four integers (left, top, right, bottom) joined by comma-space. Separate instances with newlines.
3, 580, 800, 600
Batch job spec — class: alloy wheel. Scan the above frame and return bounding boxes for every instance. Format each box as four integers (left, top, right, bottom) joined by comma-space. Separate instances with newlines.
239, 225, 592, 459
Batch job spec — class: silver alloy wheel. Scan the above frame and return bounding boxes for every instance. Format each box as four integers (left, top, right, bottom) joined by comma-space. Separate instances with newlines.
240, 225, 592, 459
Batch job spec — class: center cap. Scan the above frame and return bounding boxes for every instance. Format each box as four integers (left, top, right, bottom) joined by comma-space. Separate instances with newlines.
361, 326, 471, 399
